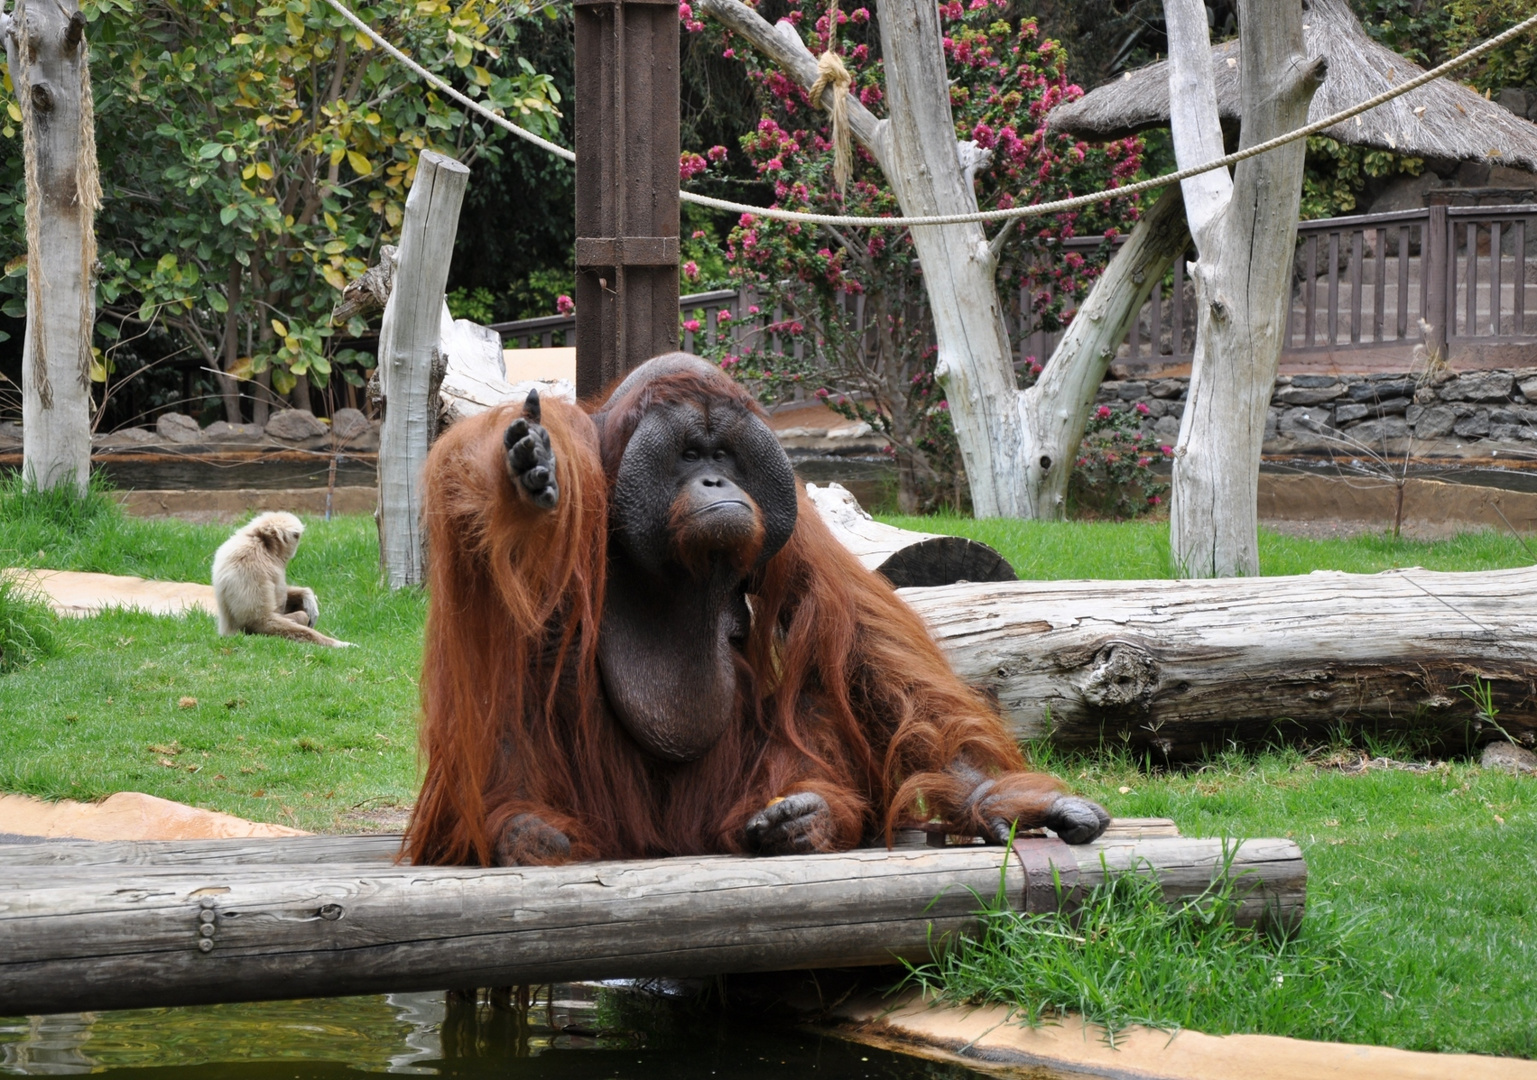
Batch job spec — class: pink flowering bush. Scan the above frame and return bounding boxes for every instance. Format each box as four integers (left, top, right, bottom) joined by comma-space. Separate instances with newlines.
1069, 404, 1170, 519
681, 0, 1142, 511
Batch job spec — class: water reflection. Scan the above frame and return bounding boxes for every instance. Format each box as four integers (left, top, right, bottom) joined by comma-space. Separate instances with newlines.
0, 984, 975, 1080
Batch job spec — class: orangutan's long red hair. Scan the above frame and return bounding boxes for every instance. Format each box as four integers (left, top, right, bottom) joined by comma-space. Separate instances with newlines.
407, 378, 1062, 867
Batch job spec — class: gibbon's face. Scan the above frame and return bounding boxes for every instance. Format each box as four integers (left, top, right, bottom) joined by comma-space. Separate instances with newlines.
255, 514, 304, 561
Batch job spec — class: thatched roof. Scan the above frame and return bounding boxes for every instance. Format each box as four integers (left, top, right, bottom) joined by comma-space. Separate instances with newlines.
1046, 0, 1537, 172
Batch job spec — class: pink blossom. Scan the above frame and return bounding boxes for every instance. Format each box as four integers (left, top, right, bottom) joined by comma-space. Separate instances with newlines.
555, 294, 575, 316
815, 387, 830, 399
717, 309, 732, 323
748, 304, 760, 314
678, 1, 691, 18
1160, 444, 1174, 457
1134, 401, 1150, 415
722, 47, 735, 58
683, 318, 702, 332
683, 261, 700, 280
1148, 495, 1162, 506
1096, 404, 1111, 420
707, 144, 728, 163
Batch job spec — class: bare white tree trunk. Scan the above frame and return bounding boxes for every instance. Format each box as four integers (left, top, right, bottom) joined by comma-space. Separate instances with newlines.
1165, 0, 1324, 577
376, 150, 469, 589
701, 0, 1184, 519
3, 0, 100, 495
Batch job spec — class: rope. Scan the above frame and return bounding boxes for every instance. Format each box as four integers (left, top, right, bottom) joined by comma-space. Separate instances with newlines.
807, 0, 853, 195
320, 0, 1537, 228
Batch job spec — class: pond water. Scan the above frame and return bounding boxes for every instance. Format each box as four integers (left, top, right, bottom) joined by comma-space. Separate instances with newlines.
0, 985, 977, 1080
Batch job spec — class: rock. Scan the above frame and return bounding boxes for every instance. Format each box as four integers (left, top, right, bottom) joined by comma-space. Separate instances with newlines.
1453, 410, 1491, 438
1497, 88, 1531, 118
1290, 375, 1342, 389
1344, 417, 1408, 443
155, 413, 203, 444
1367, 173, 1445, 216
0, 421, 24, 446
1487, 163, 1537, 191
1165, 400, 1184, 419
1149, 379, 1185, 399
92, 427, 158, 449
1481, 741, 1537, 775
1372, 398, 1411, 416
1491, 424, 1525, 442
1141, 398, 1168, 419
264, 409, 328, 442
1439, 372, 1514, 402
1348, 379, 1415, 402
1410, 405, 1457, 438
1454, 160, 1492, 188
203, 421, 267, 444
1153, 415, 1180, 440
1116, 381, 1147, 401
1096, 382, 1121, 403
1517, 374, 1537, 400
1279, 407, 1332, 436
1491, 406, 1537, 425
1334, 403, 1369, 424
1274, 383, 1345, 406
330, 408, 371, 443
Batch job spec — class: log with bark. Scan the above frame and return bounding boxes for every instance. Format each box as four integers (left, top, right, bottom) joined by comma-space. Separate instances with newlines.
0, 825, 1303, 1015
899, 566, 1537, 758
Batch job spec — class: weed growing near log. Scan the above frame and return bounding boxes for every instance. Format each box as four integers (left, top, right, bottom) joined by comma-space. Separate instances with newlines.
906, 863, 1372, 1042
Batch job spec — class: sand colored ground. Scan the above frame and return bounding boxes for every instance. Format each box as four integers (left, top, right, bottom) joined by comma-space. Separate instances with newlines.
4, 568, 216, 619
831, 993, 1537, 1080
0, 791, 306, 842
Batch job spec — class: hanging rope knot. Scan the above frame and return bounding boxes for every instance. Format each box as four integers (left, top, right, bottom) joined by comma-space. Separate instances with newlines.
809, 47, 853, 196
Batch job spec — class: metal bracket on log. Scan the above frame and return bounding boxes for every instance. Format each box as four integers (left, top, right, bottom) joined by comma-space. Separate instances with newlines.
574, 0, 681, 396
1013, 837, 1081, 914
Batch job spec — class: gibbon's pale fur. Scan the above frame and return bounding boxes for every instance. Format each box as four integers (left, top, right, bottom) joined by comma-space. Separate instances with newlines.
212, 512, 351, 647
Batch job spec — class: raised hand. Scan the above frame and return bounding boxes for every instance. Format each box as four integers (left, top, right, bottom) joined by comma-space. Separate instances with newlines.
503, 389, 559, 509
745, 791, 833, 855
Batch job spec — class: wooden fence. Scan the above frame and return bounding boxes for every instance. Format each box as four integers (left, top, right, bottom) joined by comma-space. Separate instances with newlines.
493, 203, 1537, 375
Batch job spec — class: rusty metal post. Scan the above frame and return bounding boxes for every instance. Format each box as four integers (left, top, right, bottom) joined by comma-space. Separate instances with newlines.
574, 0, 680, 397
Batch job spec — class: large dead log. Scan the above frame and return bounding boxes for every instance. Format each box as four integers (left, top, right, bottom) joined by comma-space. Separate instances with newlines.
899, 566, 1537, 758
0, 832, 1302, 1015
806, 483, 1016, 588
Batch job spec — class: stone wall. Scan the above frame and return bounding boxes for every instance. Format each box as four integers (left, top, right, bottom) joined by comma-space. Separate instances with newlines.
0, 408, 380, 455
1095, 369, 1537, 457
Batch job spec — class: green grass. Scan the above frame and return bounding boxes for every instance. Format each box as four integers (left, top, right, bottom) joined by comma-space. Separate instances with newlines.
2, 483, 1534, 1055
877, 514, 1537, 579
0, 576, 56, 673
0, 479, 423, 831
908, 856, 1371, 1045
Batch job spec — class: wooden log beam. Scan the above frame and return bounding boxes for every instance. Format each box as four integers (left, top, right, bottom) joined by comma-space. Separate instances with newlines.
376, 150, 470, 589
0, 835, 1302, 1015
900, 565, 1537, 757
0, 819, 1180, 868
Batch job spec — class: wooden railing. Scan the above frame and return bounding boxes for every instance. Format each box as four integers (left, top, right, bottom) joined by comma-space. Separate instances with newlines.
493, 203, 1537, 374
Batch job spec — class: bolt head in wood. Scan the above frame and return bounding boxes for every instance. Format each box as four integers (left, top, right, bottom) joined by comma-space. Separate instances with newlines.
197, 938, 214, 953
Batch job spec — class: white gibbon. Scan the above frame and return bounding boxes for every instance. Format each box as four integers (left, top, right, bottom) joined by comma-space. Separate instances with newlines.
212, 512, 351, 647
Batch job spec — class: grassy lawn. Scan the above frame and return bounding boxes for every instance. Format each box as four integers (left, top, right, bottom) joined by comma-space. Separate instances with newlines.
1, 485, 1534, 1055
0, 484, 423, 831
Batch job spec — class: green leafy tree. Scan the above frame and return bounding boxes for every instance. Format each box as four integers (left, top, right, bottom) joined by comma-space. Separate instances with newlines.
1, 0, 560, 423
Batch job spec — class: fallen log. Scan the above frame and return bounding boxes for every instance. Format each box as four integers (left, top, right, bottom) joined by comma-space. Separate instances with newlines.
806, 483, 1016, 588
0, 832, 1302, 1015
900, 565, 1537, 757
0, 818, 1180, 867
